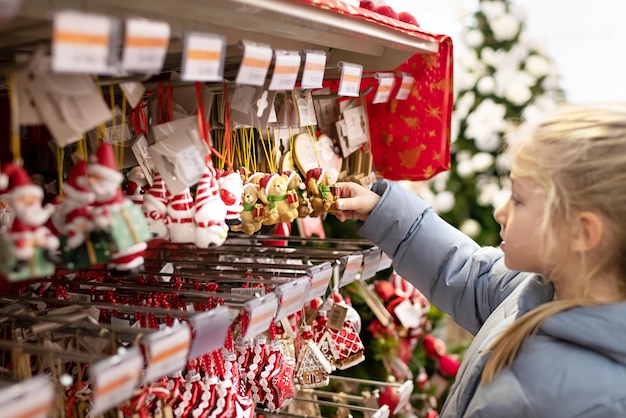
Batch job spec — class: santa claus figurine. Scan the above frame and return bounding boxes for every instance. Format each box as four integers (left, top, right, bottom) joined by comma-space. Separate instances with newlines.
87, 143, 148, 275
166, 188, 196, 243
0, 163, 60, 274
142, 171, 170, 240
194, 164, 228, 248
218, 170, 244, 227
124, 166, 147, 206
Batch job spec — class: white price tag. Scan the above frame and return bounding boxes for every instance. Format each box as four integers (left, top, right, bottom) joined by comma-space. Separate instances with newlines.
236, 42, 272, 86
395, 75, 415, 100
188, 306, 231, 359
0, 376, 54, 418
393, 299, 422, 329
181, 32, 226, 82
269, 50, 301, 91
377, 252, 393, 271
142, 323, 192, 384
306, 262, 333, 301
372, 73, 395, 104
337, 62, 363, 97
275, 276, 310, 320
394, 381, 414, 414
301, 51, 327, 89
121, 18, 170, 74
120, 81, 146, 109
360, 248, 382, 280
232, 287, 265, 297
372, 405, 390, 418
243, 293, 278, 340
339, 254, 363, 287
90, 348, 143, 416
52, 10, 116, 74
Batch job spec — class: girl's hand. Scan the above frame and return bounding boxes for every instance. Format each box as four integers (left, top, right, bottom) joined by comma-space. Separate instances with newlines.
333, 182, 381, 222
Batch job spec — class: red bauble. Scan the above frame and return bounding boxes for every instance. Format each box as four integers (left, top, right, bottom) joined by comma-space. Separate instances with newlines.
398, 11, 419, 26
373, 280, 396, 302
374, 5, 398, 20
423, 334, 446, 359
439, 354, 461, 377
378, 386, 401, 416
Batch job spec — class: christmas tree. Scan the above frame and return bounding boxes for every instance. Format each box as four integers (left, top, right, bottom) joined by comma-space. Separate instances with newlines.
429, 0, 564, 246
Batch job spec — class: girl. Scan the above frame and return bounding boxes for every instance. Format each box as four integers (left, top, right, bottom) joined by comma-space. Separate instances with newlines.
334, 104, 626, 417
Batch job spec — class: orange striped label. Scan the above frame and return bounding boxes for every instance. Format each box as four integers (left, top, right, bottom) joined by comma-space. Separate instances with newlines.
151, 340, 190, 364
126, 36, 169, 48
342, 73, 360, 83
54, 31, 109, 46
241, 56, 270, 69
14, 402, 53, 418
274, 65, 300, 75
281, 294, 302, 307
310, 276, 329, 289
400, 82, 412, 90
305, 62, 325, 72
378, 84, 392, 93
187, 49, 221, 61
95, 372, 139, 398
249, 309, 275, 326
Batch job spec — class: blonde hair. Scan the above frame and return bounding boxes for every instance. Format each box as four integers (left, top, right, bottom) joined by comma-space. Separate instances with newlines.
482, 104, 626, 384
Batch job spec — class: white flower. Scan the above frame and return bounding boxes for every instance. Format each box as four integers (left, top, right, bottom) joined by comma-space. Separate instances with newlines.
504, 83, 532, 106
471, 152, 495, 172
481, 1, 506, 20
456, 150, 472, 162
465, 99, 507, 150
460, 218, 482, 238
525, 55, 550, 78
490, 13, 520, 41
477, 76, 495, 95
456, 160, 474, 178
465, 29, 484, 48
434, 191, 456, 213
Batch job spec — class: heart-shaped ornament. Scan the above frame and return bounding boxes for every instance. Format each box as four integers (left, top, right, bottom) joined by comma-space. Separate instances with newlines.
293, 133, 343, 183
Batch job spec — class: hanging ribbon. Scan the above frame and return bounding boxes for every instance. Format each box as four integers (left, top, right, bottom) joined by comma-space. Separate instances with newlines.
223, 82, 233, 172
6, 72, 21, 164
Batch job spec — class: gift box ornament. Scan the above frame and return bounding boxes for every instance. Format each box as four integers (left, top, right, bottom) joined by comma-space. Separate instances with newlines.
60, 233, 112, 271
109, 203, 152, 251
0, 238, 56, 282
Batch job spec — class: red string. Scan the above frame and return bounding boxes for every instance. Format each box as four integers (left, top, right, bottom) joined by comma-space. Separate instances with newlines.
167, 81, 173, 122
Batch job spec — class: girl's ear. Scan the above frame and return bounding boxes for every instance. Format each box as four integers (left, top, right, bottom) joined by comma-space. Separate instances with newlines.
570, 211, 605, 252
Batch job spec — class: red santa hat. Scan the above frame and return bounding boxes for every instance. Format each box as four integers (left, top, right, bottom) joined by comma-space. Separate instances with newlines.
282, 170, 306, 190
64, 160, 94, 203
88, 143, 124, 184
195, 166, 220, 212
259, 173, 278, 195
143, 171, 169, 213
247, 171, 265, 185
0, 163, 43, 201
305, 167, 325, 187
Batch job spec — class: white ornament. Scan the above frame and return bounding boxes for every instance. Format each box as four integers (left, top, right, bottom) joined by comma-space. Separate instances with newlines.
481, 1, 506, 20
166, 188, 196, 243
464, 29, 484, 48
477, 76, 495, 95
194, 166, 229, 248
504, 83, 532, 106
456, 160, 474, 179
465, 99, 507, 151
525, 55, 550, 78
490, 13, 520, 42
433, 191, 455, 213
471, 152, 495, 173
460, 218, 481, 238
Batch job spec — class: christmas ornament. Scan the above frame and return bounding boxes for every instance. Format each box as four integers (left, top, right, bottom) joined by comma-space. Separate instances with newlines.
87, 142, 151, 275
124, 166, 147, 205
258, 173, 298, 225
0, 195, 14, 232
166, 188, 196, 243
217, 170, 244, 227
294, 325, 333, 388
0, 163, 59, 280
283, 170, 310, 218
229, 182, 263, 236
194, 165, 228, 247
142, 171, 170, 240
305, 167, 339, 216
314, 309, 365, 370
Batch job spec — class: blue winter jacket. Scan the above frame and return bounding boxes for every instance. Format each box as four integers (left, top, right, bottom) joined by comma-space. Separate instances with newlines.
357, 181, 626, 417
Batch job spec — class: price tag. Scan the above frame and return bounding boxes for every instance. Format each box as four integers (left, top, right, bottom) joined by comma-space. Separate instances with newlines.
377, 252, 393, 271
337, 62, 363, 97
243, 293, 278, 340
301, 51, 327, 89
305, 262, 333, 301
181, 32, 226, 82
339, 254, 363, 287
52, 10, 117, 74
372, 405, 390, 418
188, 306, 231, 359
142, 323, 192, 384
121, 18, 170, 74
269, 50, 301, 91
360, 247, 382, 280
394, 381, 414, 414
120, 81, 146, 109
275, 276, 310, 320
393, 299, 423, 329
0, 376, 54, 418
236, 42, 272, 86
232, 287, 265, 297
90, 348, 143, 416
395, 74, 415, 100
372, 73, 396, 104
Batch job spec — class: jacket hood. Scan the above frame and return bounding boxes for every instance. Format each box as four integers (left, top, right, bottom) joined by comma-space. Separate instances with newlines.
540, 302, 626, 365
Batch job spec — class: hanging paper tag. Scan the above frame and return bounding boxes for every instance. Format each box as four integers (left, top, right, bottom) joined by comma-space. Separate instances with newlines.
360, 247, 382, 280
120, 81, 146, 109
52, 10, 117, 74
305, 262, 333, 301
243, 293, 278, 340
89, 348, 143, 416
275, 276, 310, 320
393, 381, 414, 415
181, 32, 226, 82
327, 303, 348, 331
337, 62, 363, 97
269, 50, 301, 91
372, 405, 391, 418
0, 376, 54, 418
131, 134, 153, 186
339, 254, 363, 288
142, 323, 192, 384
188, 306, 231, 359
121, 18, 170, 74
393, 299, 423, 330
372, 73, 395, 104
236, 42, 272, 86
301, 51, 327, 89
395, 74, 415, 101
377, 252, 393, 271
